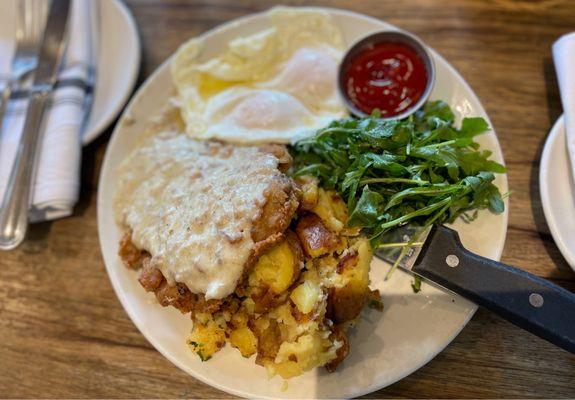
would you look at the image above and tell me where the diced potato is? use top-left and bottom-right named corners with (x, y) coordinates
top-left (296, 176), bottom-right (319, 211)
top-left (241, 297), bottom-right (256, 315)
top-left (325, 328), bottom-right (350, 372)
top-left (295, 214), bottom-right (340, 258)
top-left (249, 235), bottom-right (301, 294)
top-left (329, 238), bottom-right (372, 323)
top-left (229, 326), bottom-right (258, 358)
top-left (251, 317), bottom-right (282, 362)
top-left (336, 250), bottom-right (359, 274)
top-left (272, 331), bottom-right (339, 379)
top-left (290, 281), bottom-right (321, 314)
top-left (187, 320), bottom-right (226, 361)
top-left (252, 289), bottom-right (289, 314)
top-left (268, 302), bottom-right (298, 327)
top-left (311, 189), bottom-right (348, 233)
top-left (230, 310), bottom-right (250, 328)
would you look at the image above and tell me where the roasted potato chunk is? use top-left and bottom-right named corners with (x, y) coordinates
top-left (290, 280), bottom-right (321, 315)
top-left (273, 330), bottom-right (340, 379)
top-left (311, 189), bottom-right (348, 233)
top-left (248, 232), bottom-right (302, 294)
top-left (295, 213), bottom-right (340, 258)
top-left (329, 238), bottom-right (372, 323)
top-left (251, 317), bottom-right (282, 364)
top-left (188, 320), bottom-right (226, 361)
top-left (325, 328), bottom-right (350, 372)
top-left (229, 326), bottom-right (258, 358)
top-left (296, 176), bottom-right (320, 211)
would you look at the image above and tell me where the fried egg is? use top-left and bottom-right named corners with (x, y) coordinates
top-left (171, 7), bottom-right (348, 144)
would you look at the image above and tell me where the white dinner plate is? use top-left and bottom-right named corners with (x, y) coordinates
top-left (0, 0), bottom-right (140, 145)
top-left (97, 7), bottom-right (509, 399)
top-left (540, 116), bottom-right (575, 270)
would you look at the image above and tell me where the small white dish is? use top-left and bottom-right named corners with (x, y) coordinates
top-left (540, 116), bottom-right (575, 270)
top-left (0, 0), bottom-right (140, 145)
top-left (97, 7), bottom-right (508, 399)
top-left (82, 0), bottom-right (140, 144)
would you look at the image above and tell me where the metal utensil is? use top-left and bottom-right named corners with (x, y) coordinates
top-left (0, 0), bottom-right (47, 133)
top-left (0, 0), bottom-right (71, 250)
top-left (376, 224), bottom-right (575, 354)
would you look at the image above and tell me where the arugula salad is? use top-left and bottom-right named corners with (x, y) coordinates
top-left (291, 100), bottom-right (506, 278)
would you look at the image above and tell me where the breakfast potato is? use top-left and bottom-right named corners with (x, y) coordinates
top-left (311, 189), bottom-right (348, 233)
top-left (329, 238), bottom-right (372, 323)
top-left (252, 289), bottom-right (289, 314)
top-left (272, 330), bottom-right (339, 379)
top-left (296, 175), bottom-right (320, 211)
top-left (295, 213), bottom-right (340, 258)
top-left (325, 328), bottom-right (350, 372)
top-left (229, 326), bottom-right (258, 358)
top-left (248, 232), bottom-right (303, 295)
top-left (251, 317), bottom-right (282, 364)
top-left (290, 280), bottom-right (321, 315)
top-left (188, 320), bottom-right (226, 361)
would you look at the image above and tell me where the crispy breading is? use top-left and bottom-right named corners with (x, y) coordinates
top-left (118, 144), bottom-right (300, 315)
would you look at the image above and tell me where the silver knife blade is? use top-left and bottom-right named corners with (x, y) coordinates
top-left (33, 0), bottom-right (71, 88)
top-left (374, 224), bottom-right (432, 272)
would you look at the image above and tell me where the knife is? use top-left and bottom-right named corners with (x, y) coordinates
top-left (0, 0), bottom-right (71, 250)
top-left (376, 224), bottom-right (575, 354)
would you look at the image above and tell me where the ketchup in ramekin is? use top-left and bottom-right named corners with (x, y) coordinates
top-left (339, 31), bottom-right (435, 119)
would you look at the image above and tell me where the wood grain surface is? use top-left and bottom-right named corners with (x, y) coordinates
top-left (1, 0), bottom-right (575, 398)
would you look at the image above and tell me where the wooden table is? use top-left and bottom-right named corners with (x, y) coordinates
top-left (1, 0), bottom-right (575, 398)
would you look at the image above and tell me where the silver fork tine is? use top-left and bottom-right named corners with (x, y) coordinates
top-left (24, 0), bottom-right (33, 46)
top-left (0, 0), bottom-right (45, 132)
top-left (16, 0), bottom-right (26, 44)
top-left (25, 0), bottom-right (45, 50)
top-left (31, 0), bottom-right (42, 46)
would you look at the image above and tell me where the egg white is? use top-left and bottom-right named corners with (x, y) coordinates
top-left (171, 7), bottom-right (348, 144)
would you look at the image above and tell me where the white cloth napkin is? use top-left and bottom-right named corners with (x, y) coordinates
top-left (553, 32), bottom-right (575, 182)
top-left (0, 0), bottom-right (95, 222)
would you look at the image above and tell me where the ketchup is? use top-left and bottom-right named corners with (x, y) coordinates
top-left (343, 42), bottom-right (428, 117)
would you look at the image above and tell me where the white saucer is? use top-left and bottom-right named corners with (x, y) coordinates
top-left (82, 0), bottom-right (141, 144)
top-left (540, 116), bottom-right (575, 270)
top-left (0, 0), bottom-right (140, 145)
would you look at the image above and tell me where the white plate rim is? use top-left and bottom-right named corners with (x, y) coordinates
top-left (82, 0), bottom-right (141, 145)
top-left (539, 115), bottom-right (575, 269)
top-left (97, 6), bottom-right (509, 398)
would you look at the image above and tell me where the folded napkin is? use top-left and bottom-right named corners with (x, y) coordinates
top-left (553, 32), bottom-right (575, 182)
top-left (0, 0), bottom-right (95, 222)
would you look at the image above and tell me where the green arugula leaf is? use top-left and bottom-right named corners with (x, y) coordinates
top-left (348, 186), bottom-right (384, 228)
top-left (460, 117), bottom-right (490, 138)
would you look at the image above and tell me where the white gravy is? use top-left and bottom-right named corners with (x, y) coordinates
top-left (114, 132), bottom-right (282, 299)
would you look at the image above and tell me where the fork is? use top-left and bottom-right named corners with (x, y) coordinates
top-left (0, 0), bottom-right (47, 132)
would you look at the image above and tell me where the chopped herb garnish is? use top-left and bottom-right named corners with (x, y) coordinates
top-left (368, 299), bottom-right (384, 311)
top-left (411, 276), bottom-right (422, 293)
top-left (187, 341), bottom-right (210, 361)
top-left (197, 350), bottom-right (211, 362)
